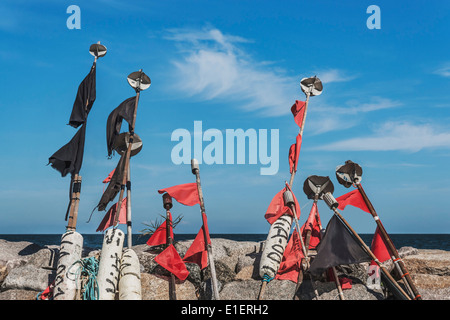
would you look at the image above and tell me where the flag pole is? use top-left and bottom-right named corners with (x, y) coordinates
top-left (66, 174), bottom-right (82, 230)
top-left (335, 160), bottom-right (421, 300)
top-left (322, 192), bottom-right (412, 300)
top-left (191, 159), bottom-right (220, 300)
top-left (126, 164), bottom-right (132, 248)
top-left (313, 209), bottom-right (345, 301)
top-left (66, 42), bottom-right (106, 231)
top-left (356, 183), bottom-right (421, 300)
top-left (113, 89), bottom-right (139, 227)
top-left (113, 70), bottom-right (150, 232)
top-left (311, 201), bottom-right (345, 300)
top-left (294, 177), bottom-right (345, 300)
top-left (288, 91), bottom-right (310, 188)
top-left (283, 189), bottom-right (319, 299)
top-left (292, 200), bottom-right (345, 300)
top-left (162, 193), bottom-right (177, 300)
top-left (258, 76), bottom-right (322, 301)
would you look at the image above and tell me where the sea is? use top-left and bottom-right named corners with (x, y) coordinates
top-left (0, 233), bottom-right (449, 250)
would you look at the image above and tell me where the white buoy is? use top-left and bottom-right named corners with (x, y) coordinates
top-left (97, 228), bottom-right (125, 300)
top-left (118, 248), bottom-right (142, 300)
top-left (53, 231), bottom-right (84, 300)
top-left (259, 214), bottom-right (293, 279)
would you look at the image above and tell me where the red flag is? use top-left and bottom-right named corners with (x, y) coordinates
top-left (327, 269), bottom-right (353, 290)
top-left (371, 226), bottom-right (391, 263)
top-left (158, 183), bottom-right (200, 206)
top-left (96, 198), bottom-right (127, 232)
top-left (183, 213), bottom-right (211, 269)
top-left (336, 189), bottom-right (370, 214)
top-left (146, 212), bottom-right (175, 247)
top-left (276, 230), bottom-right (304, 283)
top-left (37, 281), bottom-right (55, 300)
top-left (155, 244), bottom-right (189, 281)
top-left (291, 100), bottom-right (306, 128)
top-left (288, 134), bottom-right (302, 174)
top-left (264, 186), bottom-right (301, 224)
top-left (300, 202), bottom-right (322, 250)
top-left (103, 168), bottom-right (115, 184)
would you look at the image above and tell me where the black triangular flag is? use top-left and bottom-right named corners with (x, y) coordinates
top-left (106, 96), bottom-right (136, 157)
top-left (96, 151), bottom-right (127, 211)
top-left (68, 64), bottom-right (97, 128)
top-left (309, 215), bottom-right (371, 276)
top-left (48, 124), bottom-right (86, 177)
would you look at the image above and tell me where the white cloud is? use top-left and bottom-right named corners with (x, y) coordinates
top-left (165, 27), bottom-right (355, 117)
top-left (314, 69), bottom-right (357, 84)
top-left (434, 63), bottom-right (450, 77)
top-left (313, 121), bottom-right (450, 152)
top-left (313, 97), bottom-right (401, 115)
top-left (306, 97), bottom-right (401, 135)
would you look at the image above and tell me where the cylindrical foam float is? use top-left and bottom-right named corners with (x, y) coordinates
top-left (259, 214), bottom-right (293, 279)
top-left (53, 231), bottom-right (84, 300)
top-left (118, 248), bottom-right (142, 300)
top-left (97, 228), bottom-right (125, 300)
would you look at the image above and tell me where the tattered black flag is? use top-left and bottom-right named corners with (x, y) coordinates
top-left (96, 151), bottom-right (127, 211)
top-left (309, 215), bottom-right (371, 276)
top-left (106, 96), bottom-right (136, 157)
top-left (48, 124), bottom-right (86, 177)
top-left (68, 64), bottom-right (97, 128)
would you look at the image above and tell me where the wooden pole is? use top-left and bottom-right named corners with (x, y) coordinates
top-left (288, 91), bottom-right (311, 187)
top-left (257, 281), bottom-right (267, 300)
top-left (191, 159), bottom-right (220, 300)
top-left (163, 194), bottom-right (177, 300)
top-left (65, 43), bottom-right (106, 230)
top-left (66, 174), bottom-right (82, 231)
top-left (330, 206), bottom-right (411, 300)
top-left (285, 194), bottom-right (319, 300)
top-left (293, 196), bottom-right (345, 300)
top-left (113, 81), bottom-right (141, 227)
top-left (308, 199), bottom-right (344, 300)
top-left (259, 82), bottom-right (315, 300)
top-left (356, 183), bottom-right (421, 300)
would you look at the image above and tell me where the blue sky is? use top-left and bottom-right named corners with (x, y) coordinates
top-left (0, 1), bottom-right (449, 235)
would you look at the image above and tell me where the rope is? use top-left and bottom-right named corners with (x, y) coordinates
top-left (262, 274), bottom-right (274, 283)
top-left (68, 256), bottom-right (100, 300)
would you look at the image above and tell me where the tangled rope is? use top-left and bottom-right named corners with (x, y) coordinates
top-left (68, 256), bottom-right (100, 300)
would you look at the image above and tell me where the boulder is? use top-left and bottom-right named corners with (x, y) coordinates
top-left (140, 273), bottom-right (197, 300)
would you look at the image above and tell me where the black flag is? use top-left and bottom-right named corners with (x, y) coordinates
top-left (96, 151), bottom-right (127, 211)
top-left (68, 64), bottom-right (97, 128)
top-left (106, 96), bottom-right (136, 157)
top-left (309, 215), bottom-right (371, 276)
top-left (48, 124), bottom-right (86, 177)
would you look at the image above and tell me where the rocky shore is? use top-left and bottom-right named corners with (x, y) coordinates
top-left (0, 238), bottom-right (449, 300)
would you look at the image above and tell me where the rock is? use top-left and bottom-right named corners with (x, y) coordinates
top-left (1, 264), bottom-right (55, 292)
top-left (1, 238), bottom-right (449, 301)
top-left (0, 240), bottom-right (43, 274)
top-left (1, 245), bottom-right (60, 292)
top-left (0, 240), bottom-right (42, 262)
top-left (220, 279), bottom-right (262, 300)
top-left (0, 289), bottom-right (40, 300)
top-left (317, 282), bottom-right (384, 300)
top-left (221, 279), bottom-right (298, 300)
top-left (140, 273), bottom-right (197, 300)
top-left (398, 246), bottom-right (419, 257)
top-left (402, 249), bottom-right (450, 276)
